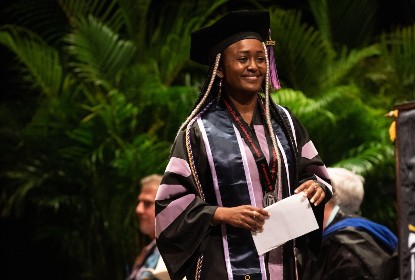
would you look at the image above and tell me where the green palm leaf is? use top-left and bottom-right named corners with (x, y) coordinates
top-left (271, 88), bottom-right (336, 124)
top-left (59, 0), bottom-right (125, 32)
top-left (272, 85), bottom-right (390, 170)
top-left (2, 0), bottom-right (68, 44)
top-left (322, 45), bottom-right (380, 90)
top-left (270, 8), bottom-right (330, 94)
top-left (309, 0), bottom-right (378, 48)
top-left (66, 15), bottom-right (137, 90)
top-left (0, 26), bottom-right (63, 97)
top-left (147, 0), bottom-right (228, 85)
top-left (116, 0), bottom-right (152, 52)
top-left (381, 24), bottom-right (415, 100)
top-left (334, 142), bottom-right (394, 175)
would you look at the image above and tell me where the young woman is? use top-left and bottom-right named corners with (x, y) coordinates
top-left (155, 10), bottom-right (332, 280)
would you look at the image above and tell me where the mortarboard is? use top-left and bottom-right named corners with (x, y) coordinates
top-left (190, 10), bottom-right (270, 66)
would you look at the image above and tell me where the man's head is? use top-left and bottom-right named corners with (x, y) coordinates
top-left (323, 167), bottom-right (365, 228)
top-left (135, 174), bottom-right (162, 239)
top-left (329, 167), bottom-right (365, 213)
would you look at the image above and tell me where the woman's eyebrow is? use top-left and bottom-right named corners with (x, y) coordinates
top-left (236, 50), bottom-right (265, 54)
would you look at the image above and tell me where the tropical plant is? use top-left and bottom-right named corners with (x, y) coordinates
top-left (272, 87), bottom-right (396, 229)
top-left (268, 2), bottom-right (400, 230)
top-left (379, 24), bottom-right (415, 103)
top-left (0, 0), bottom-right (227, 278)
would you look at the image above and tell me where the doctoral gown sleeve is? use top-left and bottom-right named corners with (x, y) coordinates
top-left (290, 112), bottom-right (333, 257)
top-left (155, 125), bottom-right (217, 280)
top-left (291, 114), bottom-right (332, 200)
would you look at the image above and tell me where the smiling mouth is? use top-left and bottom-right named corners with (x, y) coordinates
top-left (243, 75), bottom-right (261, 80)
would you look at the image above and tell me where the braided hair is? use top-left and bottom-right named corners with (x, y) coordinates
top-left (176, 53), bottom-right (222, 136)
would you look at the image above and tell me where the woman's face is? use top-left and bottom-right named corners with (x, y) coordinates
top-left (220, 39), bottom-right (266, 97)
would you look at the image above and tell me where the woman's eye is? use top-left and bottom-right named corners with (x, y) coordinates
top-left (238, 57), bottom-right (248, 62)
top-left (257, 57), bottom-right (265, 62)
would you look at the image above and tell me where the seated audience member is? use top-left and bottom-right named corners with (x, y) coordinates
top-left (299, 167), bottom-right (398, 280)
top-left (128, 174), bottom-right (169, 280)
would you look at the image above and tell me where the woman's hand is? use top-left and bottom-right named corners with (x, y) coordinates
top-left (212, 205), bottom-right (269, 232)
top-left (294, 180), bottom-right (325, 206)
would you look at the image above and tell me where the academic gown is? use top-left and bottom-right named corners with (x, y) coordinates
top-left (155, 97), bottom-right (332, 280)
top-left (298, 208), bottom-right (399, 280)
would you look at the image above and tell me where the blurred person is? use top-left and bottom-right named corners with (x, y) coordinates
top-left (298, 167), bottom-right (398, 280)
top-left (328, 167), bottom-right (364, 214)
top-left (128, 174), bottom-right (169, 280)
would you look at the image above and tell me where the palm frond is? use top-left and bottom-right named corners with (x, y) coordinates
top-left (116, 0), bottom-right (152, 51)
top-left (147, 0), bottom-right (228, 85)
top-left (120, 62), bottom-right (165, 105)
top-left (308, 0), bottom-right (332, 47)
top-left (333, 142), bottom-right (394, 176)
top-left (2, 0), bottom-right (68, 44)
top-left (272, 85), bottom-right (391, 168)
top-left (381, 24), bottom-right (415, 94)
top-left (58, 0), bottom-right (125, 32)
top-left (322, 45), bottom-right (380, 90)
top-left (271, 88), bottom-right (336, 124)
top-left (112, 135), bottom-right (170, 178)
top-left (66, 15), bottom-right (137, 90)
top-left (269, 8), bottom-right (331, 94)
top-left (0, 26), bottom-right (63, 97)
top-left (310, 0), bottom-right (378, 48)
top-left (1, 163), bottom-right (50, 216)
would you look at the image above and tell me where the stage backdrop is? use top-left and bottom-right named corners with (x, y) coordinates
top-left (393, 101), bottom-right (415, 280)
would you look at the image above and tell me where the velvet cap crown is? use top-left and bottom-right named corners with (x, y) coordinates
top-left (190, 10), bottom-right (270, 65)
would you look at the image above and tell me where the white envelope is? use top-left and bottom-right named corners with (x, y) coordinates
top-left (252, 192), bottom-right (319, 255)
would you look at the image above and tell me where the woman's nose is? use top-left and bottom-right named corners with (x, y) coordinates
top-left (248, 59), bottom-right (258, 71)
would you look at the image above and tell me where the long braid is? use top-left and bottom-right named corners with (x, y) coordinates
top-left (263, 42), bottom-right (282, 199)
top-left (190, 55), bottom-right (221, 112)
top-left (270, 101), bottom-right (300, 187)
top-left (263, 56), bottom-right (306, 280)
top-left (174, 53), bottom-right (221, 197)
top-left (176, 54), bottom-right (221, 138)
top-left (182, 54), bottom-right (221, 280)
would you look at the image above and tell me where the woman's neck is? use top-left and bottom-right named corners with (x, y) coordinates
top-left (226, 92), bottom-right (258, 125)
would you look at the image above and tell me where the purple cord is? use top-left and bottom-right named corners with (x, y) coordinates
top-left (267, 45), bottom-right (281, 90)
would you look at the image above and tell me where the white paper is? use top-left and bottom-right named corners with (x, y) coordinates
top-left (252, 192), bottom-right (319, 255)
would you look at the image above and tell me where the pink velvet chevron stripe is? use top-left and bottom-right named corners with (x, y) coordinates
top-left (302, 140), bottom-right (318, 159)
top-left (156, 184), bottom-right (187, 201)
top-left (165, 156), bottom-right (191, 177)
top-left (155, 194), bottom-right (195, 238)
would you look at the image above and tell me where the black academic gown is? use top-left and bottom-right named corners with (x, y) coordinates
top-left (155, 98), bottom-right (332, 280)
top-left (298, 208), bottom-right (399, 280)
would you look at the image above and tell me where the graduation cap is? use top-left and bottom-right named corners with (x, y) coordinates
top-left (190, 10), bottom-right (270, 66)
